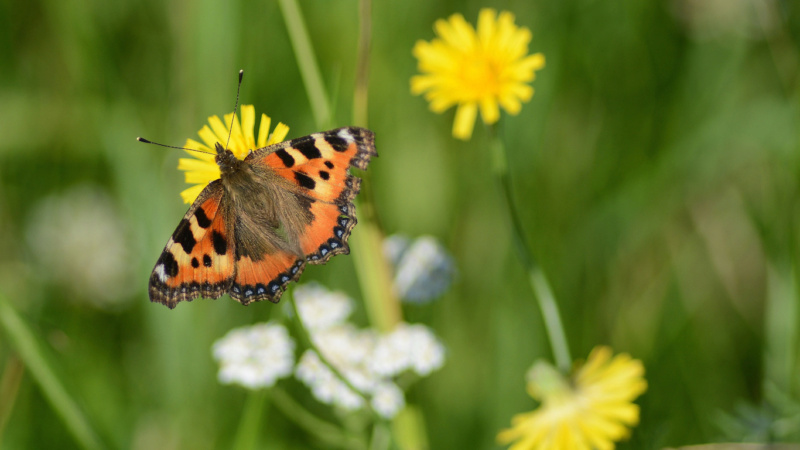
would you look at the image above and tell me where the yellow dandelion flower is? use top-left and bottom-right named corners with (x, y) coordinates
top-left (411, 9), bottom-right (545, 140)
top-left (177, 104), bottom-right (290, 203)
top-left (498, 346), bottom-right (647, 450)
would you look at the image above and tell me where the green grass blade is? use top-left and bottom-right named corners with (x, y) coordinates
top-left (277, 0), bottom-right (332, 129)
top-left (0, 295), bottom-right (104, 450)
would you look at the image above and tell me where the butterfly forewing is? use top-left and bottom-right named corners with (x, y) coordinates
top-left (250, 127), bottom-right (377, 264)
top-left (149, 181), bottom-right (236, 308)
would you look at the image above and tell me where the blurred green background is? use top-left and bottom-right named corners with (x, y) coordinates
top-left (1, 0), bottom-right (799, 448)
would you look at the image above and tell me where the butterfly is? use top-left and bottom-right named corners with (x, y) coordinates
top-left (148, 127), bottom-right (377, 308)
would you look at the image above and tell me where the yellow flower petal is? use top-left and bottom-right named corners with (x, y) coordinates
top-left (479, 96), bottom-right (500, 125)
top-left (240, 105), bottom-right (256, 150)
top-left (179, 184), bottom-right (206, 204)
top-left (257, 113), bottom-right (272, 148)
top-left (269, 122), bottom-right (290, 145)
top-left (435, 14), bottom-right (474, 54)
top-left (184, 138), bottom-right (213, 154)
top-left (208, 115), bottom-right (230, 144)
top-left (222, 112), bottom-right (247, 158)
top-left (177, 157), bottom-right (215, 172)
top-left (198, 125), bottom-right (220, 150)
top-left (477, 9), bottom-right (498, 49)
top-left (453, 102), bottom-right (477, 140)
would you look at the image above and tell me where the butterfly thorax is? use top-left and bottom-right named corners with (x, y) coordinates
top-left (212, 142), bottom-right (305, 261)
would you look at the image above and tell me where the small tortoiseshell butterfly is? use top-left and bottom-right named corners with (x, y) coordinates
top-left (147, 126), bottom-right (376, 308)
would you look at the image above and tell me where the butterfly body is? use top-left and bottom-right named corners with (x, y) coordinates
top-left (149, 127), bottom-right (376, 308)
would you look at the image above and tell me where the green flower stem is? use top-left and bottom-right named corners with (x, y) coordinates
top-left (277, 0), bottom-right (332, 129)
top-left (0, 294), bottom-right (104, 450)
top-left (349, 206), bottom-right (402, 332)
top-left (288, 296), bottom-right (375, 414)
top-left (271, 387), bottom-right (367, 450)
top-left (489, 130), bottom-right (572, 372)
top-left (0, 354), bottom-right (24, 439)
top-left (349, 0), bottom-right (402, 333)
top-left (231, 389), bottom-right (268, 450)
top-left (368, 421), bottom-right (391, 450)
top-left (353, 0), bottom-right (371, 128)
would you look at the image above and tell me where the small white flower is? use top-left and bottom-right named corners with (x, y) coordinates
top-left (369, 323), bottom-right (446, 377)
top-left (384, 235), bottom-right (456, 303)
top-left (371, 382), bottom-right (405, 419)
top-left (293, 283), bottom-right (354, 331)
top-left (297, 325), bottom-right (379, 409)
top-left (312, 325), bottom-right (376, 369)
top-left (212, 323), bottom-right (295, 389)
top-left (404, 324), bottom-right (446, 376)
top-left (296, 350), bottom-right (365, 411)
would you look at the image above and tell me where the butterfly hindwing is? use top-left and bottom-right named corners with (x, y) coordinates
top-left (248, 127), bottom-right (377, 264)
top-left (230, 253), bottom-right (305, 305)
top-left (149, 180), bottom-right (236, 308)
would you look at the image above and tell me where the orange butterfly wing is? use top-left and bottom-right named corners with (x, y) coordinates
top-left (149, 181), bottom-right (236, 308)
top-left (250, 127), bottom-right (377, 263)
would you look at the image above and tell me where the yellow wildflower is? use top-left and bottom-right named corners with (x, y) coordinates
top-left (411, 9), bottom-right (545, 140)
top-left (177, 105), bottom-right (290, 203)
top-left (498, 346), bottom-right (647, 450)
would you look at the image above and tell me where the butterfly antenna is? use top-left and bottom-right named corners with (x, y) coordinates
top-left (225, 69), bottom-right (244, 152)
top-left (136, 137), bottom-right (214, 155)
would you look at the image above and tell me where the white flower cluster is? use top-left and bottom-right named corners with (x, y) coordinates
top-left (212, 322), bottom-right (295, 389)
top-left (293, 284), bottom-right (446, 418)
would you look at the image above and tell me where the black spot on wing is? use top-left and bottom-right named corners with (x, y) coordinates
top-left (324, 161), bottom-right (334, 169)
top-left (274, 149), bottom-right (295, 168)
top-left (294, 172), bottom-right (316, 190)
top-left (173, 219), bottom-right (196, 253)
top-left (319, 170), bottom-right (330, 180)
top-left (212, 230), bottom-right (227, 255)
top-left (194, 208), bottom-right (212, 228)
top-left (325, 135), bottom-right (349, 152)
top-left (191, 257), bottom-right (199, 268)
top-left (295, 140), bottom-right (322, 159)
top-left (203, 254), bottom-right (212, 267)
top-left (160, 251), bottom-right (179, 277)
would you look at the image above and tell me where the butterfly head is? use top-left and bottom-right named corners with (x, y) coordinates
top-left (215, 142), bottom-right (243, 175)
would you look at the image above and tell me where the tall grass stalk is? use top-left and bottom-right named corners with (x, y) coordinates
top-left (489, 129), bottom-right (572, 372)
top-left (0, 295), bottom-right (104, 450)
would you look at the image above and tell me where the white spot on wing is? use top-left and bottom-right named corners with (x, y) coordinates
top-left (338, 129), bottom-right (355, 143)
top-left (154, 264), bottom-right (168, 282)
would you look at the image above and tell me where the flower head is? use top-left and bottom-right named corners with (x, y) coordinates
top-left (411, 9), bottom-right (545, 140)
top-left (369, 323), bottom-right (446, 377)
top-left (26, 185), bottom-right (135, 308)
top-left (292, 284), bottom-right (446, 418)
top-left (178, 105), bottom-right (289, 203)
top-left (384, 234), bottom-right (456, 303)
top-left (293, 283), bottom-right (354, 332)
top-left (498, 346), bottom-right (647, 450)
top-left (212, 322), bottom-right (295, 389)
